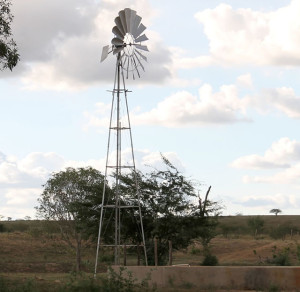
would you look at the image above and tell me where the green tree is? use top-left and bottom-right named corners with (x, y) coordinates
top-left (0, 0), bottom-right (19, 70)
top-left (269, 208), bottom-right (282, 216)
top-left (248, 216), bottom-right (264, 237)
top-left (117, 156), bottom-right (222, 265)
top-left (36, 167), bottom-right (107, 272)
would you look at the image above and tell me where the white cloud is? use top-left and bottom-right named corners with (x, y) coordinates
top-left (237, 193), bottom-right (299, 209)
top-left (84, 83), bottom-right (250, 128)
top-left (232, 137), bottom-right (300, 185)
top-left (243, 163), bottom-right (300, 185)
top-left (232, 137), bottom-right (300, 169)
top-left (6, 0), bottom-right (176, 90)
top-left (5, 188), bottom-right (41, 206)
top-left (236, 74), bottom-right (253, 88)
top-left (176, 1), bottom-right (300, 68)
top-left (247, 87), bottom-right (300, 119)
top-left (0, 149), bottom-right (184, 219)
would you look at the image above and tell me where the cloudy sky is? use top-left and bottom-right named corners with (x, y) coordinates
top-left (1, 0), bottom-right (300, 219)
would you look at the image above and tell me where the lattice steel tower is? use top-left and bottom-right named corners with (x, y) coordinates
top-left (94, 8), bottom-right (149, 275)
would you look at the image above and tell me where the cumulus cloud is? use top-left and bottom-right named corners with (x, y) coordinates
top-left (85, 83), bottom-right (250, 128)
top-left (247, 87), bottom-right (300, 119)
top-left (176, 1), bottom-right (300, 68)
top-left (236, 74), bottom-right (253, 88)
top-left (232, 137), bottom-right (300, 185)
top-left (0, 149), bottom-right (183, 219)
top-left (232, 137), bottom-right (300, 169)
top-left (243, 163), bottom-right (300, 185)
top-left (5, 0), bottom-right (176, 90)
top-left (236, 193), bottom-right (299, 209)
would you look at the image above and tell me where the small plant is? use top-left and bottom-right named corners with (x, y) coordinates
top-left (254, 246), bottom-right (291, 266)
top-left (297, 244), bottom-right (300, 264)
top-left (190, 247), bottom-right (201, 255)
top-left (267, 246), bottom-right (291, 266)
top-left (268, 283), bottom-right (281, 292)
top-left (202, 254), bottom-right (218, 266)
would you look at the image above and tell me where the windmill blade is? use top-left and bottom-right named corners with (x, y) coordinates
top-left (124, 8), bottom-right (132, 33)
top-left (133, 52), bottom-right (145, 71)
top-left (115, 16), bottom-right (125, 35)
top-left (119, 10), bottom-right (128, 34)
top-left (112, 26), bottom-right (124, 40)
top-left (134, 23), bottom-right (146, 39)
top-left (135, 49), bottom-right (147, 62)
top-left (131, 57), bottom-right (135, 80)
top-left (126, 56), bottom-right (130, 79)
top-left (113, 46), bottom-right (124, 55)
top-left (129, 10), bottom-right (137, 33)
top-left (132, 15), bottom-right (142, 38)
top-left (112, 38), bottom-right (124, 46)
top-left (132, 56), bottom-right (140, 78)
top-left (101, 45), bottom-right (109, 62)
top-left (135, 44), bottom-right (149, 51)
top-left (135, 34), bottom-right (148, 43)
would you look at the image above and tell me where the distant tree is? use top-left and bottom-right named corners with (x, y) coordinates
top-left (7, 217), bottom-right (12, 221)
top-left (36, 167), bottom-right (107, 272)
top-left (0, 214), bottom-right (4, 221)
top-left (270, 209), bottom-right (282, 216)
top-left (24, 216), bottom-right (31, 221)
top-left (0, 0), bottom-right (19, 70)
top-left (248, 216), bottom-right (264, 237)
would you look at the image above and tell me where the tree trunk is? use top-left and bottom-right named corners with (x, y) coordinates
top-left (76, 232), bottom-right (82, 272)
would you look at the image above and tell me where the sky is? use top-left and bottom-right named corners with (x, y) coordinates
top-left (1, 0), bottom-right (300, 219)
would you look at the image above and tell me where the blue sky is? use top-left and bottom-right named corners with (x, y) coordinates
top-left (1, 0), bottom-right (300, 219)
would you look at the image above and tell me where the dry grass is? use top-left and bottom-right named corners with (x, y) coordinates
top-left (1, 216), bottom-right (300, 273)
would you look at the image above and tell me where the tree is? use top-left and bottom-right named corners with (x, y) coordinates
top-left (270, 208), bottom-right (282, 216)
top-left (248, 216), bottom-right (264, 237)
top-left (116, 155), bottom-right (222, 265)
top-left (194, 186), bottom-right (222, 262)
top-left (36, 167), bottom-right (107, 272)
top-left (0, 0), bottom-right (19, 71)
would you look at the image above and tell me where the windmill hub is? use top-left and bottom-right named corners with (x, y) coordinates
top-left (123, 33), bottom-right (135, 56)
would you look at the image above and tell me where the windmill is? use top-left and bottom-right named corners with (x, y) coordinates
top-left (94, 8), bottom-right (149, 275)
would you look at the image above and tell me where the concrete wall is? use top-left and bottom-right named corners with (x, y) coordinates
top-left (112, 266), bottom-right (300, 290)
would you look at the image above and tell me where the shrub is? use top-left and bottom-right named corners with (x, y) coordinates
top-left (202, 254), bottom-right (218, 266)
top-left (267, 246), bottom-right (291, 266)
top-left (269, 225), bottom-right (290, 240)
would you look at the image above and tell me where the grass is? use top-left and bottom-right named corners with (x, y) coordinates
top-left (1, 216), bottom-right (300, 291)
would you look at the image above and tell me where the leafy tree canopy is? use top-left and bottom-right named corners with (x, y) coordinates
top-left (36, 167), bottom-right (107, 271)
top-left (269, 208), bottom-right (282, 216)
top-left (0, 0), bottom-right (19, 70)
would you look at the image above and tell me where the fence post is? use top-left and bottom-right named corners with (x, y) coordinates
top-left (154, 237), bottom-right (158, 266)
top-left (137, 243), bottom-right (140, 266)
top-left (168, 240), bottom-right (172, 266)
top-left (124, 245), bottom-right (127, 266)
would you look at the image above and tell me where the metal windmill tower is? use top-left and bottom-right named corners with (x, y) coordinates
top-left (94, 8), bottom-right (149, 275)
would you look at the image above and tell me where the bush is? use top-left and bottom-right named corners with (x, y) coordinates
top-left (247, 216), bottom-right (264, 237)
top-left (202, 254), bottom-right (218, 266)
top-left (269, 225), bottom-right (290, 240)
top-left (0, 223), bottom-right (5, 233)
top-left (267, 246), bottom-right (291, 266)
